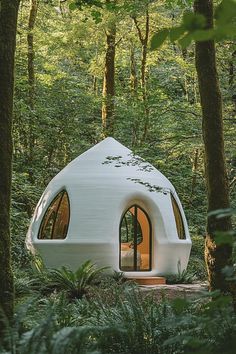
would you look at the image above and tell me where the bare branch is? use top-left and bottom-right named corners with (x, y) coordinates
top-left (115, 37), bottom-right (122, 46)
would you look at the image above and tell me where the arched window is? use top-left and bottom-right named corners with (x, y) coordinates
top-left (171, 194), bottom-right (186, 240)
top-left (38, 190), bottom-right (70, 240)
top-left (120, 205), bottom-right (152, 271)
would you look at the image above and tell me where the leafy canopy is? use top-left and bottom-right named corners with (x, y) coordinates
top-left (151, 0), bottom-right (236, 49)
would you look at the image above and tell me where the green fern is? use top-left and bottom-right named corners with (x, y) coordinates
top-left (166, 260), bottom-right (198, 284)
top-left (47, 261), bottom-right (109, 299)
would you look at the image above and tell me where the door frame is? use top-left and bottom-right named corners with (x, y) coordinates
top-left (119, 204), bottom-right (152, 272)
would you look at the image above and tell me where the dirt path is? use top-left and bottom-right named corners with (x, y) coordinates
top-left (139, 282), bottom-right (208, 300)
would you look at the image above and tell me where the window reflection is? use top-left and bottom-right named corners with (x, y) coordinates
top-left (38, 191), bottom-right (70, 240)
top-left (171, 195), bottom-right (186, 240)
top-left (120, 205), bottom-right (152, 271)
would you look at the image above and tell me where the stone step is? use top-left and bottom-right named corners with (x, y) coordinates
top-left (128, 277), bottom-right (166, 285)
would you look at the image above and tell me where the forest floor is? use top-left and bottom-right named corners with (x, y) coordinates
top-left (139, 281), bottom-right (208, 300)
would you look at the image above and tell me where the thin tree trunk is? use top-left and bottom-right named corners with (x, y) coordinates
top-left (0, 0), bottom-right (20, 323)
top-left (27, 0), bottom-right (38, 183)
top-left (130, 40), bottom-right (138, 92)
top-left (132, 7), bottom-right (150, 141)
top-left (130, 39), bottom-right (139, 146)
top-left (28, 0), bottom-right (38, 108)
top-left (229, 49), bottom-right (236, 115)
top-left (189, 148), bottom-right (199, 203)
top-left (93, 45), bottom-right (99, 95)
top-left (194, 0), bottom-right (232, 293)
top-left (102, 23), bottom-right (116, 137)
top-left (140, 13), bottom-right (149, 92)
top-left (93, 76), bottom-right (98, 94)
top-left (229, 49), bottom-right (236, 86)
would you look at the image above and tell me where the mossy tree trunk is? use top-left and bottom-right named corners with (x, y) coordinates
top-left (194, 0), bottom-right (232, 292)
top-left (0, 0), bottom-right (20, 322)
top-left (229, 49), bottom-right (236, 115)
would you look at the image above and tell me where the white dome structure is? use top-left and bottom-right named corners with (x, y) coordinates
top-left (26, 137), bottom-right (192, 277)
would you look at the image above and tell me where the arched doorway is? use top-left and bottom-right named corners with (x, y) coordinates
top-left (119, 205), bottom-right (152, 271)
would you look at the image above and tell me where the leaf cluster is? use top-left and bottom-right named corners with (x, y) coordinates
top-left (151, 0), bottom-right (236, 49)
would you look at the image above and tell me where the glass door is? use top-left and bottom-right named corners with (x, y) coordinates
top-left (120, 205), bottom-right (152, 271)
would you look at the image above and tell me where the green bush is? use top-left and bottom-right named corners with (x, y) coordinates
top-left (45, 261), bottom-right (108, 299)
top-left (188, 235), bottom-right (207, 280)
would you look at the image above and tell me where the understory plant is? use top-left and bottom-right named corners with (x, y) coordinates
top-left (165, 260), bottom-right (198, 284)
top-left (1, 286), bottom-right (236, 354)
top-left (45, 260), bottom-right (108, 299)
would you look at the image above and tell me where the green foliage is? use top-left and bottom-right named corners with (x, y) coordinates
top-left (11, 172), bottom-right (42, 268)
top-left (166, 260), bottom-right (198, 284)
top-left (151, 0), bottom-right (236, 49)
top-left (2, 284), bottom-right (236, 354)
top-left (5, 2), bottom-right (236, 352)
top-left (45, 261), bottom-right (108, 299)
top-left (112, 270), bottom-right (126, 283)
top-left (215, 0), bottom-right (236, 26)
top-left (151, 28), bottom-right (169, 49)
top-left (208, 208), bottom-right (236, 219)
top-left (12, 0), bottom-right (236, 300)
top-left (12, 0), bottom-right (214, 254)
top-left (187, 235), bottom-right (206, 280)
top-left (14, 269), bottom-right (39, 297)
top-left (214, 231), bottom-right (235, 246)
top-left (182, 11), bottom-right (206, 32)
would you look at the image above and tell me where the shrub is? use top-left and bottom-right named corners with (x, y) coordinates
top-left (165, 260), bottom-right (198, 284)
top-left (46, 261), bottom-right (108, 299)
top-left (188, 235), bottom-right (207, 280)
top-left (1, 287), bottom-right (236, 354)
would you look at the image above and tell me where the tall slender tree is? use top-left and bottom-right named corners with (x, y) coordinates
top-left (130, 39), bottom-right (138, 93)
top-left (194, 0), bottom-right (232, 292)
top-left (132, 4), bottom-right (150, 141)
top-left (27, 0), bottom-right (38, 108)
top-left (102, 19), bottom-right (116, 137)
top-left (27, 0), bottom-right (38, 183)
top-left (0, 0), bottom-right (20, 321)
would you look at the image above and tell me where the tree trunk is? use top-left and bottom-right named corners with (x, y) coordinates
top-left (27, 0), bottom-right (38, 183)
top-left (0, 0), bottom-right (20, 322)
top-left (140, 16), bottom-right (148, 92)
top-left (28, 0), bottom-right (38, 109)
top-left (194, 0), bottom-right (232, 293)
top-left (132, 7), bottom-right (150, 141)
top-left (102, 23), bottom-right (116, 138)
top-left (229, 49), bottom-right (236, 115)
top-left (189, 148), bottom-right (199, 203)
top-left (93, 75), bottom-right (98, 95)
top-left (130, 40), bottom-right (138, 92)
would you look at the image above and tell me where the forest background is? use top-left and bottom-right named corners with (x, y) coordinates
top-left (11, 0), bottom-right (236, 269)
top-left (0, 0), bottom-right (236, 352)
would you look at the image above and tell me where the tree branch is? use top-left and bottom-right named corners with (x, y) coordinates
top-left (132, 16), bottom-right (144, 44)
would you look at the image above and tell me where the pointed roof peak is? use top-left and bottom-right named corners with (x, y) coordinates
top-left (87, 137), bottom-right (131, 155)
top-left (66, 137), bottom-right (131, 169)
top-left (102, 137), bottom-right (116, 142)
top-left (98, 136), bottom-right (125, 147)
top-left (53, 137), bottom-right (174, 190)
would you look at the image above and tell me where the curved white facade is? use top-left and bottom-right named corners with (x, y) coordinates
top-left (26, 137), bottom-right (192, 276)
